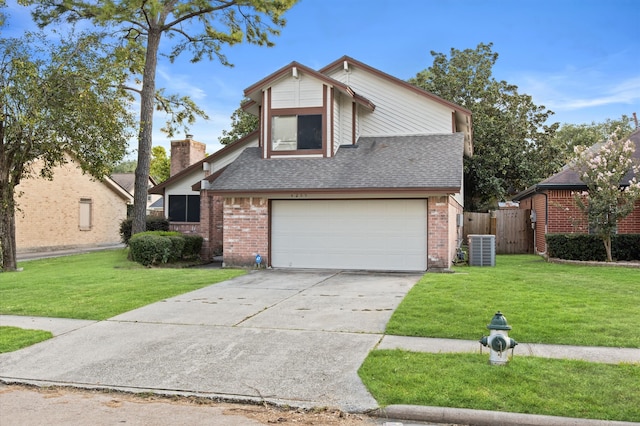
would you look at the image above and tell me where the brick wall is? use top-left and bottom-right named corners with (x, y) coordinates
top-left (548, 190), bottom-right (589, 234)
top-left (196, 192), bottom-right (224, 259)
top-left (15, 156), bottom-right (128, 253)
top-left (170, 139), bottom-right (206, 177)
top-left (222, 197), bottom-right (268, 267)
top-left (523, 190), bottom-right (640, 254)
top-left (619, 199), bottom-right (640, 233)
top-left (447, 196), bottom-right (463, 267)
top-left (427, 196), bottom-right (450, 269)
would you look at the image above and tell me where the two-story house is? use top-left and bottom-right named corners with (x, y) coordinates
top-left (151, 56), bottom-right (472, 271)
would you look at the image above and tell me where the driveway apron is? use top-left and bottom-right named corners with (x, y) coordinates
top-left (0, 270), bottom-right (420, 412)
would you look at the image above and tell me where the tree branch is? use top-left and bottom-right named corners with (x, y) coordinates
top-left (162, 1), bottom-right (237, 31)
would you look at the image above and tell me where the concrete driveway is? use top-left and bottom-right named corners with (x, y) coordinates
top-left (0, 270), bottom-right (420, 412)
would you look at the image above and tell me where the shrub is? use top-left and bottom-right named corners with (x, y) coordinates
top-left (547, 234), bottom-right (640, 261)
top-left (119, 216), bottom-right (170, 245)
top-left (128, 231), bottom-right (202, 266)
top-left (129, 234), bottom-right (172, 266)
top-left (181, 234), bottom-right (203, 259)
top-left (167, 235), bottom-right (185, 262)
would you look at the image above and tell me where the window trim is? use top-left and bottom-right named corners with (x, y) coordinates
top-left (168, 194), bottom-right (200, 223)
top-left (79, 198), bottom-right (92, 231)
top-left (267, 106), bottom-right (325, 157)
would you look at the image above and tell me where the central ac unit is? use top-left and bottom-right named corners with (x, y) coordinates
top-left (468, 234), bottom-right (495, 266)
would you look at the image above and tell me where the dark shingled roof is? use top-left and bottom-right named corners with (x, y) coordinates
top-left (209, 134), bottom-right (464, 193)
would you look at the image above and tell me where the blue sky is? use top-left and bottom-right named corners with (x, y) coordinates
top-left (3, 0), bottom-right (639, 156)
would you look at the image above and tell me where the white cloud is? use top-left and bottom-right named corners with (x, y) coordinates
top-left (515, 70), bottom-right (640, 115)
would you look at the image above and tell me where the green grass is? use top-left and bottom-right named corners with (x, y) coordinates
top-left (0, 249), bottom-right (245, 320)
top-left (359, 350), bottom-right (640, 422)
top-left (0, 326), bottom-right (53, 353)
top-left (386, 255), bottom-right (640, 347)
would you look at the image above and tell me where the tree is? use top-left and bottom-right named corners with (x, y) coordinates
top-left (1, 33), bottom-right (135, 271)
top-left (23, 0), bottom-right (297, 236)
top-left (150, 146), bottom-right (171, 182)
top-left (571, 133), bottom-right (640, 262)
top-left (552, 115), bottom-right (635, 156)
top-left (219, 103), bottom-right (258, 145)
top-left (113, 159), bottom-right (138, 174)
top-left (409, 43), bottom-right (559, 211)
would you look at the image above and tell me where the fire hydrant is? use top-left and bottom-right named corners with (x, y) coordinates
top-left (480, 311), bottom-right (517, 365)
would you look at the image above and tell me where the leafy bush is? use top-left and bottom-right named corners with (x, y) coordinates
top-left (129, 234), bottom-right (172, 266)
top-left (547, 234), bottom-right (640, 261)
top-left (167, 235), bottom-right (185, 262)
top-left (119, 216), bottom-right (170, 245)
top-left (181, 234), bottom-right (203, 259)
top-left (128, 231), bottom-right (202, 266)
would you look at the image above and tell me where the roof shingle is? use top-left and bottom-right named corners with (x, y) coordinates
top-left (209, 134), bottom-right (464, 193)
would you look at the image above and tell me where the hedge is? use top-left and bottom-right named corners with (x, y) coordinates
top-left (129, 231), bottom-right (203, 266)
top-left (119, 216), bottom-right (170, 245)
top-left (546, 234), bottom-right (640, 261)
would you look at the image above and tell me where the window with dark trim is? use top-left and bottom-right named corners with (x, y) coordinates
top-left (168, 195), bottom-right (200, 222)
top-left (271, 114), bottom-right (322, 151)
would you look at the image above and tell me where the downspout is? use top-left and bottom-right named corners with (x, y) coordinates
top-left (541, 191), bottom-right (548, 256)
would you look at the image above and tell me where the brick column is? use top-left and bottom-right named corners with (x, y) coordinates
top-left (223, 197), bottom-right (269, 267)
top-left (427, 196), bottom-right (449, 269)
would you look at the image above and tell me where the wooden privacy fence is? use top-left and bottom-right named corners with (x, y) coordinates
top-left (463, 210), bottom-right (532, 254)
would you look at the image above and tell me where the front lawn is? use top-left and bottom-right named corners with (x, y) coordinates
top-left (0, 249), bottom-right (245, 320)
top-left (360, 254), bottom-right (640, 422)
top-left (386, 255), bottom-right (640, 347)
top-left (0, 327), bottom-right (53, 353)
top-left (359, 351), bottom-right (640, 422)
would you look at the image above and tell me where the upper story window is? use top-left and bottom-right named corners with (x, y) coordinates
top-left (272, 114), bottom-right (322, 152)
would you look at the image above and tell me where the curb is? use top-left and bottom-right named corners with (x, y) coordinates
top-left (374, 405), bottom-right (640, 426)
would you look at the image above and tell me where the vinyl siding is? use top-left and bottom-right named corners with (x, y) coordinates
top-left (327, 67), bottom-right (453, 136)
top-left (271, 74), bottom-right (324, 109)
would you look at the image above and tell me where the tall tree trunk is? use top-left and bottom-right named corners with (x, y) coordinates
top-left (0, 126), bottom-right (18, 271)
top-left (603, 235), bottom-right (613, 262)
top-left (132, 29), bottom-right (162, 235)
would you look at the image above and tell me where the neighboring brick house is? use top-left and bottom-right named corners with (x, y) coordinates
top-left (513, 128), bottom-right (640, 254)
top-left (151, 56), bottom-right (473, 271)
top-left (15, 153), bottom-right (133, 253)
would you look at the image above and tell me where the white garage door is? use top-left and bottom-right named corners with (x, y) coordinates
top-left (271, 199), bottom-right (427, 271)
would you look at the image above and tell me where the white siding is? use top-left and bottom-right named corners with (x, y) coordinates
top-left (327, 67), bottom-right (453, 136)
top-left (271, 74), bottom-right (324, 109)
top-left (209, 135), bottom-right (259, 171)
top-left (333, 92), bottom-right (354, 152)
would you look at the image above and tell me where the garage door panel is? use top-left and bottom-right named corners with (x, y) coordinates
top-left (271, 200), bottom-right (427, 271)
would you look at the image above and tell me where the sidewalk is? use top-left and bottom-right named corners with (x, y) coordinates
top-left (3, 314), bottom-right (639, 365)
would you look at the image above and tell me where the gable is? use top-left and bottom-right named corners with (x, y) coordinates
top-left (321, 56), bottom-right (473, 155)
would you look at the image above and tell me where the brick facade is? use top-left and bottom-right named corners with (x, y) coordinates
top-left (15, 156), bottom-right (130, 253)
top-left (427, 196), bottom-right (451, 269)
top-left (523, 189), bottom-right (640, 254)
top-left (170, 139), bottom-right (206, 177)
top-left (222, 197), bottom-right (269, 267)
top-left (195, 192), bottom-right (224, 259)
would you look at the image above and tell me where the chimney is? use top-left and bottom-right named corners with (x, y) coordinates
top-left (170, 135), bottom-right (206, 177)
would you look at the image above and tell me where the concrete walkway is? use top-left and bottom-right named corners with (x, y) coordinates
top-left (3, 315), bottom-right (638, 365)
top-left (0, 270), bottom-right (419, 413)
